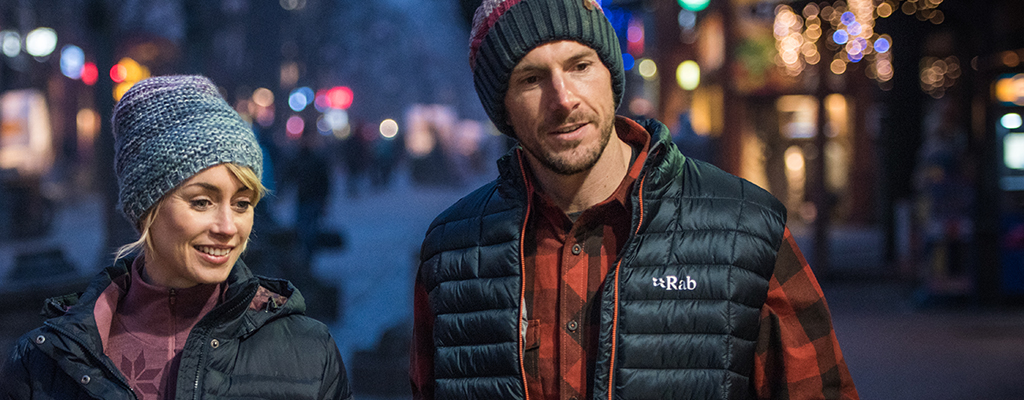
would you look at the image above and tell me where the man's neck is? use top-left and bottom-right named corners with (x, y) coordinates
top-left (528, 127), bottom-right (633, 215)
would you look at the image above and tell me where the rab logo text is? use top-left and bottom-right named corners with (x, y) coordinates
top-left (652, 275), bottom-right (697, 291)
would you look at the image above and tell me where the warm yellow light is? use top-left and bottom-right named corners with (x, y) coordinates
top-left (76, 108), bottom-right (99, 144)
top-left (252, 88), bottom-right (275, 108)
top-left (802, 3), bottom-right (820, 18)
top-left (1002, 51), bottom-right (1021, 68)
top-left (830, 59), bottom-right (847, 74)
top-left (113, 81), bottom-right (135, 102)
top-left (877, 2), bottom-right (893, 17)
top-left (785, 146), bottom-right (805, 172)
top-left (676, 60), bottom-right (700, 90)
top-left (994, 74), bottom-right (1024, 105)
top-left (280, 62), bottom-right (299, 88)
top-left (117, 57), bottom-right (151, 84)
top-left (638, 59), bottom-right (658, 80)
top-left (806, 52), bottom-right (821, 65)
top-left (901, 1), bottom-right (917, 15)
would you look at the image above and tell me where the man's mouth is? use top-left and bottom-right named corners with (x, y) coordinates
top-left (552, 123), bottom-right (585, 134)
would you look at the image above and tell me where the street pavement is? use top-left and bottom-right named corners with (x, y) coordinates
top-left (2, 163), bottom-right (1024, 399)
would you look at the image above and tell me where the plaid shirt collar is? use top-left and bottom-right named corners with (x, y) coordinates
top-left (521, 116), bottom-right (652, 213)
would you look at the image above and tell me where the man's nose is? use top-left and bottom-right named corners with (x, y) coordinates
top-left (548, 72), bottom-right (581, 113)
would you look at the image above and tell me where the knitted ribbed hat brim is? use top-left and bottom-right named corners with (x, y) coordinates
top-left (113, 75), bottom-right (263, 228)
top-left (470, 0), bottom-right (625, 138)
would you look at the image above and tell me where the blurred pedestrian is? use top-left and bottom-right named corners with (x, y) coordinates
top-left (411, 1), bottom-right (858, 399)
top-left (0, 75), bottom-right (351, 399)
top-left (284, 125), bottom-right (332, 261)
top-left (342, 120), bottom-right (371, 197)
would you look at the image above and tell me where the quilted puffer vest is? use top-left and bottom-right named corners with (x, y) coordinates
top-left (418, 118), bottom-right (787, 399)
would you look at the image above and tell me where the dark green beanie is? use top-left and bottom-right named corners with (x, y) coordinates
top-left (469, 0), bottom-right (625, 138)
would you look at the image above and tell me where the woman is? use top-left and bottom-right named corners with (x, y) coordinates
top-left (0, 75), bottom-right (352, 399)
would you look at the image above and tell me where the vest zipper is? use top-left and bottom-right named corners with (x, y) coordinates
top-left (515, 150), bottom-right (533, 400)
top-left (43, 321), bottom-right (139, 399)
top-left (606, 171), bottom-right (648, 400)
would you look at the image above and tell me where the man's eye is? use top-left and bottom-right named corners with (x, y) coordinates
top-left (574, 62), bottom-right (591, 71)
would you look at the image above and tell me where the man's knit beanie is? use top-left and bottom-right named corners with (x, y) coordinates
top-left (112, 75), bottom-right (263, 229)
top-left (469, 0), bottom-right (625, 138)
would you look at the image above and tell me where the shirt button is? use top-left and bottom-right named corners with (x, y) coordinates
top-left (210, 339), bottom-right (220, 349)
top-left (567, 320), bottom-right (578, 332)
top-left (571, 244), bottom-right (582, 255)
top-left (80, 375), bottom-right (91, 384)
top-left (34, 335), bottom-right (45, 344)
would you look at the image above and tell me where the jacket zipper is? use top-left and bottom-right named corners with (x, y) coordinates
top-left (191, 283), bottom-right (259, 400)
top-left (44, 321), bottom-right (139, 399)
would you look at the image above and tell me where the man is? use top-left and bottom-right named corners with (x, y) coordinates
top-left (411, 0), bottom-right (859, 399)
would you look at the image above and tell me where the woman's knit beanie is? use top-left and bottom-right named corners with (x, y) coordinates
top-left (469, 0), bottom-right (625, 138)
top-left (112, 75), bottom-right (263, 229)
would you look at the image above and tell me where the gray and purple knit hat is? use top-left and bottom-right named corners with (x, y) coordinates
top-left (469, 0), bottom-right (625, 138)
top-left (112, 75), bottom-right (262, 229)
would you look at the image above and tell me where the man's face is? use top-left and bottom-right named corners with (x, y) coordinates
top-left (504, 40), bottom-right (616, 176)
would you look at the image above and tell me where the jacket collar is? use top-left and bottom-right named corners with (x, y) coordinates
top-left (42, 257), bottom-right (305, 341)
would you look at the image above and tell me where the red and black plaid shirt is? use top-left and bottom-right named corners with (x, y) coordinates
top-left (411, 117), bottom-right (859, 400)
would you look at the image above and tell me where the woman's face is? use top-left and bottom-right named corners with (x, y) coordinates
top-left (144, 164), bottom-right (255, 288)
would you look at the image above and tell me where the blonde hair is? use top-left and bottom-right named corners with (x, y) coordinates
top-left (114, 163), bottom-right (268, 260)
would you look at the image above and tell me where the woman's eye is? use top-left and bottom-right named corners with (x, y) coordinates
top-left (234, 201), bottom-right (253, 211)
top-left (190, 199), bottom-right (212, 209)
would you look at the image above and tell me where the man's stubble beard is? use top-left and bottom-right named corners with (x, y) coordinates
top-left (525, 114), bottom-right (614, 176)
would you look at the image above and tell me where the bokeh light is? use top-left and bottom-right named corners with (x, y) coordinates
top-left (288, 86), bottom-right (314, 112)
top-left (678, 10), bottom-right (697, 29)
top-left (60, 45), bottom-right (85, 79)
top-left (874, 37), bottom-right (891, 53)
top-left (326, 86), bottom-right (353, 109)
top-left (0, 31), bottom-right (19, 57)
top-left (380, 119), bottom-right (399, 139)
top-left (81, 62), bottom-right (98, 85)
top-left (623, 53), bottom-right (635, 71)
top-left (676, 60), bottom-right (700, 90)
top-left (1001, 113), bottom-right (1023, 130)
top-left (286, 115), bottom-right (304, 139)
top-left (638, 58), bottom-right (657, 80)
top-left (109, 64), bottom-right (127, 83)
top-left (323, 108), bottom-right (349, 135)
top-left (252, 87), bottom-right (275, 108)
top-left (25, 27), bottom-right (57, 57)
top-left (678, 0), bottom-right (710, 12)
top-left (833, 29), bottom-right (849, 45)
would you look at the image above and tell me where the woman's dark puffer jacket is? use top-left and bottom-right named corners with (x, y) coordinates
top-left (0, 258), bottom-right (352, 400)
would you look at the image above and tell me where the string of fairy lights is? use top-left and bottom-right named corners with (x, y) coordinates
top-left (773, 0), bottom-right (949, 95)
